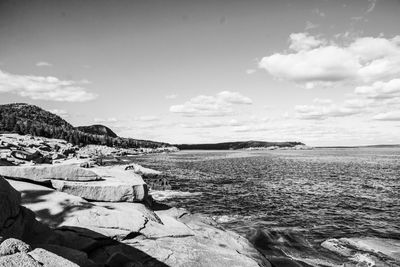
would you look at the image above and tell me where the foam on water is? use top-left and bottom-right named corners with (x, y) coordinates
top-left (150, 189), bottom-right (202, 201)
top-left (322, 237), bottom-right (400, 266)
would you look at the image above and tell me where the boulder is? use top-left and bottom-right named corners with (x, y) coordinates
top-left (9, 179), bottom-right (156, 240)
top-left (0, 238), bottom-right (31, 256)
top-left (51, 165), bottom-right (148, 202)
top-left (0, 165), bottom-right (101, 183)
top-left (125, 163), bottom-right (161, 178)
top-left (0, 252), bottom-right (41, 267)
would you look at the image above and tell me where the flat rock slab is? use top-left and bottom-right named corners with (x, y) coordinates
top-left (51, 165), bottom-right (148, 202)
top-left (8, 179), bottom-right (159, 240)
top-left (0, 165), bottom-right (100, 183)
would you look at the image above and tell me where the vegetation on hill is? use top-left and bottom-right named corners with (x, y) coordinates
top-left (0, 103), bottom-right (170, 148)
top-left (76, 125), bottom-right (118, 138)
top-left (175, 141), bottom-right (305, 150)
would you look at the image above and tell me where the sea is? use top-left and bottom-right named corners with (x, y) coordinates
top-left (130, 148), bottom-right (400, 266)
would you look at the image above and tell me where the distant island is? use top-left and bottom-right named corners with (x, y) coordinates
top-left (175, 141), bottom-right (306, 150)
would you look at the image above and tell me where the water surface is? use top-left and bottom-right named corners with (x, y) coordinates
top-left (131, 148), bottom-right (400, 266)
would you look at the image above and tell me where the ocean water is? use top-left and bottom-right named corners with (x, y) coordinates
top-left (130, 148), bottom-right (400, 266)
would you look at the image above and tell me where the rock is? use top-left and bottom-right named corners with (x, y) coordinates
top-left (52, 153), bottom-right (66, 160)
top-left (0, 165), bottom-right (101, 183)
top-left (37, 244), bottom-right (91, 267)
top-left (51, 165), bottom-right (148, 202)
top-left (50, 226), bottom-right (115, 253)
top-left (0, 159), bottom-right (14, 166)
top-left (0, 252), bottom-right (41, 267)
top-left (0, 238), bottom-right (31, 256)
top-left (28, 248), bottom-right (79, 267)
top-left (125, 163), bottom-right (161, 178)
top-left (0, 178), bottom-right (21, 231)
top-left (106, 252), bottom-right (143, 267)
top-left (124, 212), bottom-right (272, 267)
top-left (146, 177), bottom-right (171, 190)
top-left (268, 257), bottom-right (308, 267)
top-left (9, 179), bottom-right (155, 240)
top-left (80, 160), bottom-right (96, 168)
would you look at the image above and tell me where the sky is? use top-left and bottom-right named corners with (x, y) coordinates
top-left (1, 0), bottom-right (400, 146)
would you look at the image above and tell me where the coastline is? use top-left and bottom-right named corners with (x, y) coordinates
top-left (0, 133), bottom-right (306, 266)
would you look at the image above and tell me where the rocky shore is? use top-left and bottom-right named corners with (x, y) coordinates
top-left (0, 134), bottom-right (302, 266)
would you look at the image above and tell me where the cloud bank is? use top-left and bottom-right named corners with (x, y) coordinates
top-left (259, 33), bottom-right (400, 88)
top-left (0, 69), bottom-right (97, 102)
top-left (170, 91), bottom-right (252, 117)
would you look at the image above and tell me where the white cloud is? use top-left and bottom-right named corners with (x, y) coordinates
top-left (246, 69), bottom-right (256, 74)
top-left (312, 8), bottom-right (326, 17)
top-left (94, 117), bottom-right (117, 123)
top-left (36, 61), bottom-right (53, 67)
top-left (373, 111), bottom-right (400, 121)
top-left (295, 99), bottom-right (362, 120)
top-left (259, 34), bottom-right (400, 86)
top-left (166, 94), bottom-right (178, 99)
top-left (48, 109), bottom-right (69, 118)
top-left (181, 119), bottom-right (243, 129)
top-left (136, 115), bottom-right (160, 122)
top-left (305, 21), bottom-right (318, 31)
top-left (355, 79), bottom-right (400, 99)
top-left (366, 0), bottom-right (377, 13)
top-left (288, 33), bottom-right (325, 52)
top-left (0, 69), bottom-right (97, 102)
top-left (170, 91), bottom-right (252, 117)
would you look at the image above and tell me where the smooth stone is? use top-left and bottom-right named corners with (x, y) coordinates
top-left (0, 165), bottom-right (101, 183)
top-left (9, 180), bottom-right (155, 240)
top-left (51, 165), bottom-right (148, 202)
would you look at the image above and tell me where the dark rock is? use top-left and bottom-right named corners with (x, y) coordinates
top-left (28, 248), bottom-right (79, 267)
top-left (106, 252), bottom-right (143, 267)
top-left (146, 177), bottom-right (171, 190)
top-left (0, 178), bottom-right (21, 231)
top-left (37, 244), bottom-right (92, 267)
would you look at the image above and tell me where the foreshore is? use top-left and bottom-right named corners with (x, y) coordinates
top-left (0, 134), bottom-right (306, 266)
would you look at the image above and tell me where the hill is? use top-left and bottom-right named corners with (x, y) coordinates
top-left (76, 124), bottom-right (118, 138)
top-left (0, 103), bottom-right (170, 148)
top-left (175, 141), bottom-right (305, 150)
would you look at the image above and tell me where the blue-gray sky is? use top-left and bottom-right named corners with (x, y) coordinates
top-left (1, 0), bottom-right (400, 146)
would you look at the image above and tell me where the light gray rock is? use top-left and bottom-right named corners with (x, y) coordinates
top-left (0, 252), bottom-right (41, 267)
top-left (125, 163), bottom-right (162, 178)
top-left (124, 211), bottom-right (272, 267)
top-left (51, 165), bottom-right (148, 202)
top-left (0, 165), bottom-right (101, 183)
top-left (0, 238), bottom-right (31, 256)
top-left (28, 248), bottom-right (79, 267)
top-left (9, 179), bottom-right (155, 240)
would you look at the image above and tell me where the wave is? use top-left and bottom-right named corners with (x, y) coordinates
top-left (246, 228), bottom-right (400, 266)
top-left (322, 237), bottom-right (400, 266)
top-left (150, 190), bottom-right (202, 201)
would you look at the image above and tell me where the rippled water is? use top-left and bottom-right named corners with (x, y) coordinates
top-left (130, 148), bottom-right (400, 266)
